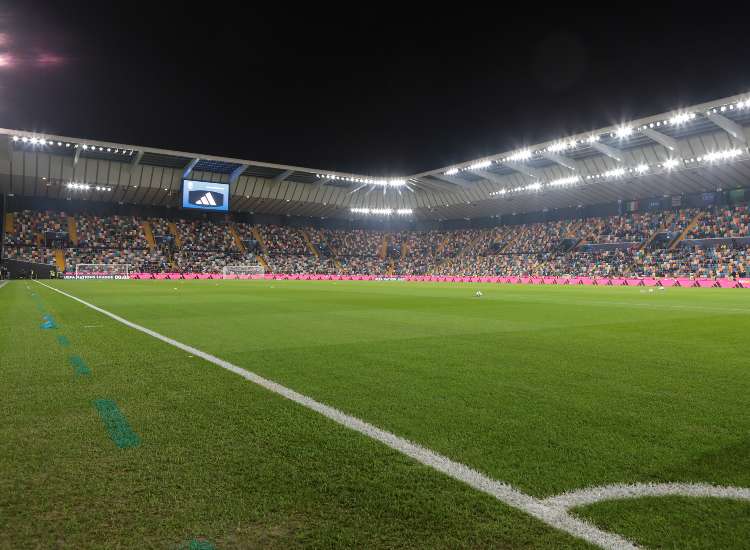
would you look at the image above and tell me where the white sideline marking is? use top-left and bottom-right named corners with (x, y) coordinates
top-left (544, 482), bottom-right (750, 510)
top-left (0, 281), bottom-right (8, 290)
top-left (32, 281), bottom-right (675, 549)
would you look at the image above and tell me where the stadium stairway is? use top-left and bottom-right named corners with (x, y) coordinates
top-left (167, 222), bottom-right (182, 248)
top-left (433, 231), bottom-right (486, 273)
top-left (379, 235), bottom-right (388, 260)
top-left (246, 226), bottom-right (272, 271)
top-left (229, 224), bottom-right (246, 252)
top-left (256, 254), bottom-right (270, 272)
top-left (388, 259), bottom-right (395, 275)
top-left (562, 220), bottom-right (585, 249)
top-left (310, 228), bottom-right (342, 269)
top-left (250, 226), bottom-right (266, 252)
top-left (640, 212), bottom-right (675, 250)
top-left (401, 240), bottom-right (409, 260)
top-left (494, 227), bottom-right (513, 251)
top-left (54, 250), bottom-right (65, 271)
top-left (301, 229), bottom-right (320, 258)
top-left (499, 229), bottom-right (520, 253)
top-left (669, 211), bottom-right (703, 250)
top-left (142, 221), bottom-right (156, 250)
top-left (572, 221), bottom-right (604, 251)
top-left (436, 235), bottom-right (450, 256)
top-left (67, 216), bottom-right (79, 246)
top-left (4, 212), bottom-right (13, 235)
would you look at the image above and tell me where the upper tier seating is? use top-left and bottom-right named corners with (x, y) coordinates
top-left (687, 205), bottom-right (750, 239)
top-left (77, 214), bottom-right (148, 249)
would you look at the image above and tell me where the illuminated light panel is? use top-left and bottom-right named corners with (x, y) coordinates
top-left (663, 158), bottom-right (680, 169)
top-left (508, 149), bottom-right (532, 162)
top-left (669, 112), bottom-right (696, 125)
top-left (548, 175), bottom-right (581, 187)
top-left (350, 208), bottom-right (413, 216)
top-left (603, 167), bottom-right (626, 178)
top-left (547, 141), bottom-right (569, 152)
top-left (66, 183), bottom-right (112, 191)
top-left (317, 174), bottom-right (406, 187)
top-left (635, 163), bottom-right (649, 174)
top-left (444, 168), bottom-right (459, 176)
top-left (700, 148), bottom-right (743, 162)
top-left (467, 160), bottom-right (492, 170)
top-left (615, 126), bottom-right (633, 138)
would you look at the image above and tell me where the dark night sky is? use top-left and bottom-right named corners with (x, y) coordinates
top-left (1, 3), bottom-right (749, 176)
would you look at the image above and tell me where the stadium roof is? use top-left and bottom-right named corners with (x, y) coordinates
top-left (1, 92), bottom-right (749, 221)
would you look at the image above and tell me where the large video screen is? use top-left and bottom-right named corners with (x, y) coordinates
top-left (181, 180), bottom-right (230, 212)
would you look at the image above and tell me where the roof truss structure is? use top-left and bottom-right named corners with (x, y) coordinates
top-left (1, 92), bottom-right (749, 220)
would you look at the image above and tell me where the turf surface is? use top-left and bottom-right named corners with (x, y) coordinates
top-left (2, 279), bottom-right (750, 548)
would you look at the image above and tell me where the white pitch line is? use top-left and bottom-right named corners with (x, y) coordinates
top-left (543, 482), bottom-right (750, 510)
top-left (33, 280), bottom-right (636, 549)
top-left (0, 281), bottom-right (8, 290)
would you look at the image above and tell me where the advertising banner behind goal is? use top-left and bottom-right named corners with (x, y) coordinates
top-left (71, 264), bottom-right (131, 279)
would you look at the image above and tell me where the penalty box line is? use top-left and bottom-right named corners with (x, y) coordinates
top-left (32, 280), bottom-right (635, 550)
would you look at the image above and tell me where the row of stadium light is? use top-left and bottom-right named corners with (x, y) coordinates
top-left (445, 96), bottom-right (750, 177)
top-left (66, 183), bottom-right (113, 191)
top-left (350, 207), bottom-right (413, 215)
top-left (11, 135), bottom-right (135, 155)
top-left (316, 173), bottom-right (406, 187)
top-left (490, 147), bottom-right (748, 196)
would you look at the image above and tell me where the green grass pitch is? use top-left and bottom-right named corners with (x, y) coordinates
top-left (2, 279), bottom-right (750, 548)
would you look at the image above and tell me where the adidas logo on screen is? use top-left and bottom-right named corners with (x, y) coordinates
top-left (196, 192), bottom-right (216, 206)
top-left (188, 190), bottom-right (224, 208)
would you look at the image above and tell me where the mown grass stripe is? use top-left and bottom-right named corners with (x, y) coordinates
top-left (69, 355), bottom-right (91, 375)
top-left (93, 399), bottom-right (141, 449)
top-left (35, 280), bottom-right (636, 550)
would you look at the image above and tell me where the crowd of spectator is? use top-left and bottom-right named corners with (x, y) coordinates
top-left (64, 248), bottom-right (169, 273)
top-left (265, 255), bottom-right (338, 275)
top-left (77, 214), bottom-right (149, 249)
top-left (4, 210), bottom-right (68, 247)
top-left (3, 246), bottom-right (56, 265)
top-left (687, 206), bottom-right (750, 239)
top-left (504, 220), bottom-right (584, 253)
top-left (2, 205), bottom-right (749, 278)
top-left (255, 225), bottom-right (311, 256)
top-left (176, 219), bottom-right (236, 251)
top-left (321, 229), bottom-right (385, 257)
top-left (174, 250), bottom-right (256, 274)
top-left (588, 210), bottom-right (698, 244)
top-left (149, 218), bottom-right (173, 239)
top-left (634, 246), bottom-right (749, 278)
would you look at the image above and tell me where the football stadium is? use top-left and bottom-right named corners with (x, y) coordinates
top-left (3, 6), bottom-right (750, 547)
top-left (2, 91), bottom-right (750, 549)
